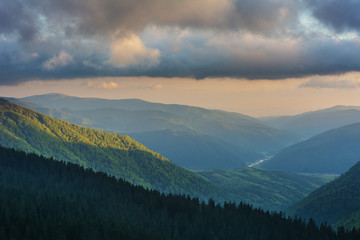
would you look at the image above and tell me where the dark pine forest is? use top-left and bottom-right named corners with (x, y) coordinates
top-left (0, 146), bottom-right (359, 240)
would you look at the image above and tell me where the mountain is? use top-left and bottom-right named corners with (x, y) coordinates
top-left (260, 105), bottom-right (360, 139)
top-left (0, 98), bottom-right (219, 199)
top-left (6, 97), bottom-right (261, 169)
top-left (4, 97), bottom-right (94, 127)
top-left (1, 146), bottom-right (357, 240)
top-left (129, 129), bottom-right (261, 170)
top-left (61, 107), bottom-right (190, 133)
top-left (261, 123), bottom-right (360, 174)
top-left (290, 161), bottom-right (360, 229)
top-left (0, 99), bottom-right (334, 211)
top-left (20, 93), bottom-right (300, 153)
top-left (195, 167), bottom-right (334, 211)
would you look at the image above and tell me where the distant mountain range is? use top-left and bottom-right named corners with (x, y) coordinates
top-left (260, 105), bottom-right (360, 139)
top-left (261, 123), bottom-right (360, 174)
top-left (290, 160), bottom-right (360, 229)
top-left (0, 99), bottom-right (331, 210)
top-left (7, 94), bottom-right (301, 170)
top-left (4, 94), bottom-right (360, 231)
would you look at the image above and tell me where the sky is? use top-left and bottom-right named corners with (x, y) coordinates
top-left (1, 0), bottom-right (360, 117)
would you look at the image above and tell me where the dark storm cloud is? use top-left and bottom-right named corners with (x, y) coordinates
top-left (0, 0), bottom-right (360, 85)
top-left (139, 34), bottom-right (360, 80)
top-left (0, 0), bottom-right (38, 42)
top-left (0, 0), bottom-right (298, 42)
top-left (300, 78), bottom-right (360, 89)
top-left (230, 0), bottom-right (298, 34)
top-left (4, 33), bottom-right (359, 84)
top-left (305, 0), bottom-right (360, 32)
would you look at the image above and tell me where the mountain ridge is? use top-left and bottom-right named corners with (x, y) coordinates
top-left (260, 105), bottom-right (360, 139)
top-left (18, 93), bottom-right (300, 154)
top-left (261, 123), bottom-right (360, 174)
top-left (0, 98), bottom-right (333, 211)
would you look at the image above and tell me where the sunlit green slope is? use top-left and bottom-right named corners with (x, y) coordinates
top-left (0, 98), bottom-right (218, 198)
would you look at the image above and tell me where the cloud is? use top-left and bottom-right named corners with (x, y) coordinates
top-left (0, 0), bottom-right (38, 42)
top-left (108, 34), bottom-right (160, 68)
top-left (100, 81), bottom-right (119, 89)
top-left (30, 52), bottom-right (39, 58)
top-left (154, 84), bottom-right (163, 89)
top-left (134, 31), bottom-right (360, 80)
top-left (24, 0), bottom-right (299, 38)
top-left (300, 77), bottom-right (360, 89)
top-left (82, 60), bottom-right (102, 70)
top-left (43, 51), bottom-right (73, 70)
top-left (132, 83), bottom-right (164, 90)
top-left (2, 30), bottom-right (360, 84)
top-left (0, 0), bottom-right (298, 47)
top-left (1, 0), bottom-right (360, 85)
top-left (305, 0), bottom-right (360, 32)
top-left (86, 81), bottom-right (119, 89)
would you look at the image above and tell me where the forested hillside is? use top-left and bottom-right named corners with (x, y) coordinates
top-left (0, 98), bottom-right (333, 211)
top-left (0, 99), bottom-right (219, 199)
top-left (290, 161), bottom-right (360, 229)
top-left (1, 146), bottom-right (359, 240)
top-left (196, 167), bottom-right (334, 211)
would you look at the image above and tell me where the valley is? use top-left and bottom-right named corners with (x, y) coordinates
top-left (1, 94), bottom-right (360, 237)
top-left (0, 98), bottom-right (331, 211)
top-left (2, 2), bottom-right (360, 238)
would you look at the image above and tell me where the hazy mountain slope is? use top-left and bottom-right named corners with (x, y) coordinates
top-left (22, 93), bottom-right (260, 125)
top-left (21, 93), bottom-right (300, 152)
top-left (4, 97), bottom-right (95, 127)
top-left (187, 119), bottom-right (297, 152)
top-left (61, 107), bottom-right (191, 133)
top-left (23, 93), bottom-right (160, 111)
top-left (0, 98), bottom-right (219, 198)
top-left (0, 99), bottom-right (334, 212)
top-left (1, 146), bottom-right (354, 240)
top-left (261, 106), bottom-right (360, 139)
top-left (290, 161), bottom-right (360, 229)
top-left (5, 99), bottom-right (260, 170)
top-left (261, 123), bottom-right (360, 174)
top-left (61, 107), bottom-right (296, 152)
top-left (195, 167), bottom-right (334, 211)
top-left (129, 130), bottom-right (262, 170)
